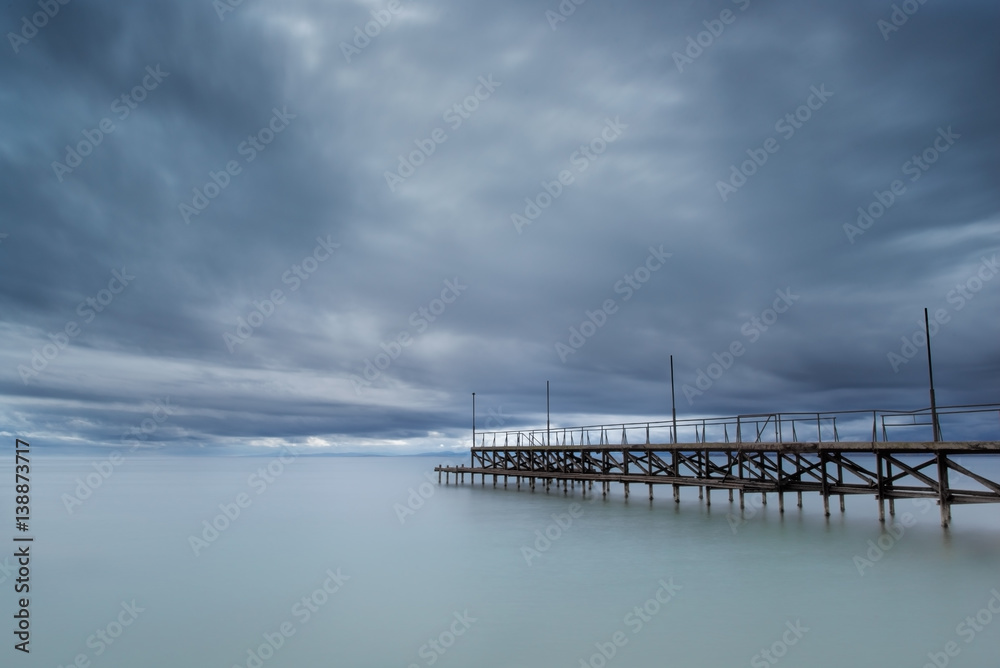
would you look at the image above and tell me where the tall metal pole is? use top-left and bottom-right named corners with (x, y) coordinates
top-left (670, 355), bottom-right (677, 444)
top-left (924, 308), bottom-right (941, 442)
top-left (546, 381), bottom-right (550, 446)
top-left (472, 392), bottom-right (476, 447)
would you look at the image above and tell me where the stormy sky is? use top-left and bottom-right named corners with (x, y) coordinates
top-left (1, 0), bottom-right (998, 453)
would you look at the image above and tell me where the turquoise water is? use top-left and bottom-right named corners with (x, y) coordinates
top-left (4, 454), bottom-right (1000, 667)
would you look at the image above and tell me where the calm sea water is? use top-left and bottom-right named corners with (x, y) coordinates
top-left (5, 453), bottom-right (1000, 667)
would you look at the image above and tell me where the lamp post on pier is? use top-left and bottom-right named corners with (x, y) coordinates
top-left (670, 354), bottom-right (677, 444)
top-left (923, 308), bottom-right (942, 442)
top-left (546, 381), bottom-right (550, 446)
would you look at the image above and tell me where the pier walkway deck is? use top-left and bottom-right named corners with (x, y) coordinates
top-left (435, 404), bottom-right (1000, 527)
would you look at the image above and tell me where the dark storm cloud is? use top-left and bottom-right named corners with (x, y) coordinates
top-left (1, 0), bottom-right (997, 452)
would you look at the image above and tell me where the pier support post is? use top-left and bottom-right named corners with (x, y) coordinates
top-left (937, 453), bottom-right (951, 528)
top-left (820, 453), bottom-right (830, 517)
top-left (796, 455), bottom-right (803, 508)
top-left (704, 450), bottom-right (711, 506)
top-left (738, 453), bottom-right (745, 509)
top-left (876, 454), bottom-right (885, 523)
top-left (649, 483), bottom-right (653, 501)
top-left (777, 454), bottom-right (784, 514)
top-left (759, 453), bottom-right (767, 506)
top-left (886, 459), bottom-right (895, 516)
top-left (727, 453), bottom-right (734, 502)
top-left (703, 450), bottom-right (708, 502)
top-left (838, 459), bottom-right (846, 513)
top-left (672, 450), bottom-right (680, 503)
top-left (625, 482), bottom-right (630, 500)
top-left (837, 466), bottom-right (847, 513)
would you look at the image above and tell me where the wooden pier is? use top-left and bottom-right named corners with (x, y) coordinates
top-left (434, 406), bottom-right (1000, 527)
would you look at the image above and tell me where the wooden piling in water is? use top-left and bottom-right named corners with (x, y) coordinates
top-left (937, 452), bottom-right (951, 528)
top-left (777, 454), bottom-right (784, 514)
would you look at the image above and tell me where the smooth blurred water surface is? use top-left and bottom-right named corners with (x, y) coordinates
top-left (4, 453), bottom-right (1000, 667)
